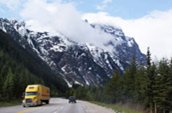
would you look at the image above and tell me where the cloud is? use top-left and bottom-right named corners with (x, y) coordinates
top-left (20, 0), bottom-right (114, 51)
top-left (83, 10), bottom-right (172, 59)
top-left (96, 0), bottom-right (112, 11)
top-left (0, 0), bottom-right (22, 10)
top-left (2, 0), bottom-right (171, 59)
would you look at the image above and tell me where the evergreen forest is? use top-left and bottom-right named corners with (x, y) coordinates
top-left (0, 29), bottom-right (171, 113)
top-left (69, 48), bottom-right (172, 113)
top-left (0, 30), bottom-right (68, 101)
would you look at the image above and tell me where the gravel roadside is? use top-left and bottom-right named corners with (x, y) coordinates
top-left (79, 101), bottom-right (116, 113)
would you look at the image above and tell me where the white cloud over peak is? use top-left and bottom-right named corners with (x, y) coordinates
top-left (20, 0), bottom-right (114, 51)
top-left (83, 10), bottom-right (172, 59)
top-left (1, 0), bottom-right (172, 59)
top-left (0, 0), bottom-right (21, 10)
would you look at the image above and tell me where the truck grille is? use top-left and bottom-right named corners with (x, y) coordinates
top-left (25, 99), bottom-right (32, 103)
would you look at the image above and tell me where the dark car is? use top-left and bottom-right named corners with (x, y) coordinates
top-left (68, 96), bottom-right (76, 103)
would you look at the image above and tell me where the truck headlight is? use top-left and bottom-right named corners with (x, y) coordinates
top-left (22, 100), bottom-right (26, 103)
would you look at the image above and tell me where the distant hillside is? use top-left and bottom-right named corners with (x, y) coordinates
top-left (0, 30), bottom-right (68, 100)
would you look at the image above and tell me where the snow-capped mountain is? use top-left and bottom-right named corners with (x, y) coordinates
top-left (0, 18), bottom-right (146, 87)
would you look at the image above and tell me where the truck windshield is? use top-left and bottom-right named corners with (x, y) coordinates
top-left (25, 92), bottom-right (38, 96)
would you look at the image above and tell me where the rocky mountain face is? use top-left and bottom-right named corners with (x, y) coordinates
top-left (0, 18), bottom-right (146, 87)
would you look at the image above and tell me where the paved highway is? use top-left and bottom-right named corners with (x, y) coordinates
top-left (0, 98), bottom-right (116, 113)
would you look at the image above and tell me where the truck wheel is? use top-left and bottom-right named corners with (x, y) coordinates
top-left (37, 100), bottom-right (42, 106)
top-left (45, 100), bottom-right (49, 104)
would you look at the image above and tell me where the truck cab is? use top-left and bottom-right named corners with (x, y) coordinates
top-left (22, 84), bottom-right (50, 107)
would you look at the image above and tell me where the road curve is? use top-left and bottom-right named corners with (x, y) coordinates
top-left (0, 98), bottom-right (116, 113)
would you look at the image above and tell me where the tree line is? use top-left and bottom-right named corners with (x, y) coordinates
top-left (0, 29), bottom-right (171, 113)
top-left (69, 48), bottom-right (172, 113)
top-left (0, 30), bottom-right (68, 101)
top-left (0, 49), bottom-right (44, 100)
top-left (103, 48), bottom-right (172, 113)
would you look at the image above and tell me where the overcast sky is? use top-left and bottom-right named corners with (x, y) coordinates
top-left (0, 0), bottom-right (172, 59)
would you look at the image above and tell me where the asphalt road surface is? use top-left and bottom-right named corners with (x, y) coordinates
top-left (0, 98), bottom-right (116, 113)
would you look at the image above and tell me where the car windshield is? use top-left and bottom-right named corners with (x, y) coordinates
top-left (69, 96), bottom-right (75, 99)
top-left (25, 92), bottom-right (37, 96)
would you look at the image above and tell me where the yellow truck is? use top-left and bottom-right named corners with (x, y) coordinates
top-left (22, 84), bottom-right (50, 107)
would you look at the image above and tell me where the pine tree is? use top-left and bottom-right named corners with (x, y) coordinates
top-left (147, 47), bottom-right (151, 67)
top-left (123, 56), bottom-right (137, 102)
top-left (3, 68), bottom-right (16, 100)
top-left (168, 59), bottom-right (172, 112)
top-left (146, 48), bottom-right (157, 113)
top-left (0, 66), bottom-right (3, 100)
top-left (135, 66), bottom-right (148, 103)
top-left (156, 59), bottom-right (172, 113)
top-left (104, 70), bottom-right (123, 103)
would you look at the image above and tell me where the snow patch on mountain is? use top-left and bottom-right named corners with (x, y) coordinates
top-left (0, 18), bottom-right (146, 86)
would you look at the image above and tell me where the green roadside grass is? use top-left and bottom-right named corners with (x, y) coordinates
top-left (92, 101), bottom-right (143, 113)
top-left (0, 100), bottom-right (21, 107)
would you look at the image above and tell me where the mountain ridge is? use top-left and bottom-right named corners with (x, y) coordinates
top-left (0, 18), bottom-right (146, 86)
top-left (0, 29), bottom-right (68, 96)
